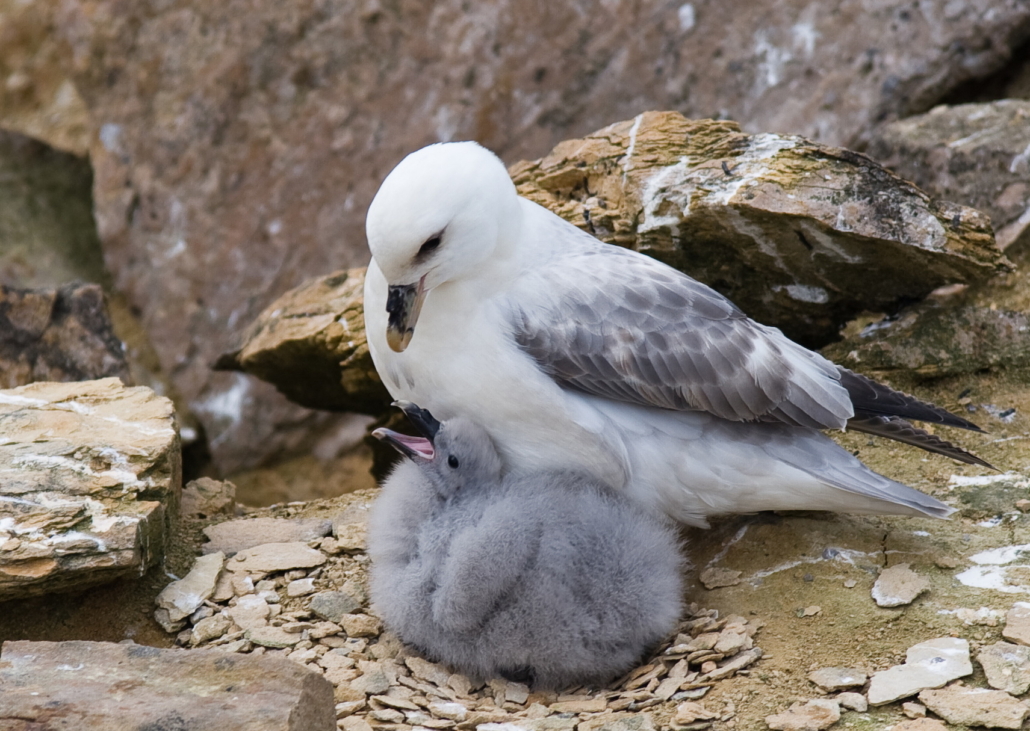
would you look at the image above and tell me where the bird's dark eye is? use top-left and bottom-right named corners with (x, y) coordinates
top-left (447, 455), bottom-right (459, 469)
top-left (416, 235), bottom-right (442, 260)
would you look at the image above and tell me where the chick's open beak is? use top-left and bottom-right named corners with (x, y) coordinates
top-left (385, 276), bottom-right (427, 352)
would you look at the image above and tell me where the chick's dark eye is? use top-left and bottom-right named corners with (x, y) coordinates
top-left (417, 235), bottom-right (442, 259)
top-left (447, 455), bottom-right (459, 469)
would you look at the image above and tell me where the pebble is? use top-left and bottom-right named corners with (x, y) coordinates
top-left (808, 667), bottom-right (867, 692)
top-left (699, 567), bottom-right (742, 589)
top-left (191, 612), bottom-right (231, 645)
top-left (674, 701), bottom-right (718, 724)
top-left (892, 720), bottom-right (948, 731)
top-left (428, 702), bottom-right (468, 721)
top-left (765, 699), bottom-right (840, 731)
top-left (340, 716), bottom-right (374, 731)
top-left (227, 542), bottom-right (326, 573)
top-left (978, 641), bottom-right (1030, 694)
top-left (902, 701), bottom-right (926, 718)
top-left (227, 594), bottom-right (271, 630)
top-left (310, 590), bottom-right (364, 622)
top-left (336, 700), bottom-right (367, 718)
top-left (332, 523), bottom-right (368, 552)
top-left (549, 697), bottom-right (607, 714)
top-left (1016, 499), bottom-right (1030, 512)
top-left (153, 552), bottom-right (225, 631)
top-left (406, 656), bottom-right (451, 687)
top-left (1003, 602), bottom-right (1030, 646)
top-left (287, 578), bottom-right (317, 597)
top-left (341, 613), bottom-right (381, 638)
top-left (836, 692), bottom-right (867, 712)
top-left (919, 686), bottom-right (1030, 729)
top-left (867, 637), bottom-right (972, 705)
top-left (231, 574), bottom-right (255, 596)
top-left (246, 625), bottom-right (303, 648)
top-left (871, 563), bottom-right (930, 607)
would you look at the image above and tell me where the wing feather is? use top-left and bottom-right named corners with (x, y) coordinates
top-left (510, 239), bottom-right (853, 428)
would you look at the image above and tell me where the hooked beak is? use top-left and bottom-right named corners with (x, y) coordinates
top-left (392, 400), bottom-right (441, 440)
top-left (385, 276), bottom-right (427, 352)
top-left (371, 401), bottom-right (442, 460)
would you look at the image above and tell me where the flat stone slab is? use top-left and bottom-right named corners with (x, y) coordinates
top-left (203, 517), bottom-right (332, 555)
top-left (978, 642), bottom-right (1030, 695)
top-left (867, 637), bottom-right (973, 705)
top-left (808, 667), bottom-right (867, 692)
top-left (154, 552), bottom-right (225, 633)
top-left (0, 639), bottom-right (335, 730)
top-left (919, 686), bottom-right (1030, 730)
top-left (1003, 602), bottom-right (1030, 646)
top-left (225, 542), bottom-right (326, 573)
top-left (872, 563), bottom-right (930, 607)
top-left (0, 378), bottom-right (179, 599)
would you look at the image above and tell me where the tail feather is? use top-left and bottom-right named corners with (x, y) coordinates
top-left (848, 415), bottom-right (995, 470)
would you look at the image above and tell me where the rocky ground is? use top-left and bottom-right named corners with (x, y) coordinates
top-left (3, 3), bottom-right (1030, 727)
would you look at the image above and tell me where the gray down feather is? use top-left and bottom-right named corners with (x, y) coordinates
top-left (368, 415), bottom-right (686, 689)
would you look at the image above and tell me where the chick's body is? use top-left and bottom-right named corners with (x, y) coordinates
top-left (368, 415), bottom-right (685, 689)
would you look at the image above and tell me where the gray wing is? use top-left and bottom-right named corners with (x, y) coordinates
top-left (510, 238), bottom-right (854, 429)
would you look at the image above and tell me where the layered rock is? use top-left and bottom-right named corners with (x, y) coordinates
top-left (0, 640), bottom-right (335, 730)
top-left (0, 378), bottom-right (179, 599)
top-left (512, 111), bottom-right (1004, 345)
top-left (53, 0), bottom-right (1030, 469)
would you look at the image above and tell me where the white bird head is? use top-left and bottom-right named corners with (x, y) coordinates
top-left (366, 141), bottom-right (521, 352)
top-left (372, 401), bottom-right (503, 498)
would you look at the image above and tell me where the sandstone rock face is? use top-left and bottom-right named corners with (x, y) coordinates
top-left (0, 1), bottom-right (90, 155)
top-left (0, 378), bottom-right (179, 599)
top-left (0, 640), bottom-right (335, 730)
top-left (512, 112), bottom-right (1004, 346)
top-left (216, 268), bottom-right (389, 414)
top-left (0, 283), bottom-right (130, 388)
top-left (869, 101), bottom-right (1030, 251)
top-left (54, 1), bottom-right (1030, 469)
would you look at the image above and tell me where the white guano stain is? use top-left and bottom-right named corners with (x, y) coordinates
top-left (677, 3), bottom-right (696, 32)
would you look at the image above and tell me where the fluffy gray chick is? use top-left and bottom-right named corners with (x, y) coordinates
top-left (368, 401), bottom-right (685, 690)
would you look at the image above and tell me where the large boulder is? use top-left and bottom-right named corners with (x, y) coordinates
top-left (512, 111), bottom-right (1005, 346)
top-left (868, 100), bottom-right (1030, 251)
top-left (0, 378), bottom-right (179, 599)
top-left (53, 0), bottom-right (1030, 470)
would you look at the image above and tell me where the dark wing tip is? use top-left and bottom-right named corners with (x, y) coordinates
top-left (838, 367), bottom-right (985, 432)
top-left (848, 415), bottom-right (996, 470)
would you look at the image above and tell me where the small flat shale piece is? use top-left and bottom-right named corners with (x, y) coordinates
top-left (0, 640), bottom-right (335, 730)
top-left (872, 563), bottom-right (930, 607)
top-left (0, 378), bottom-right (179, 599)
